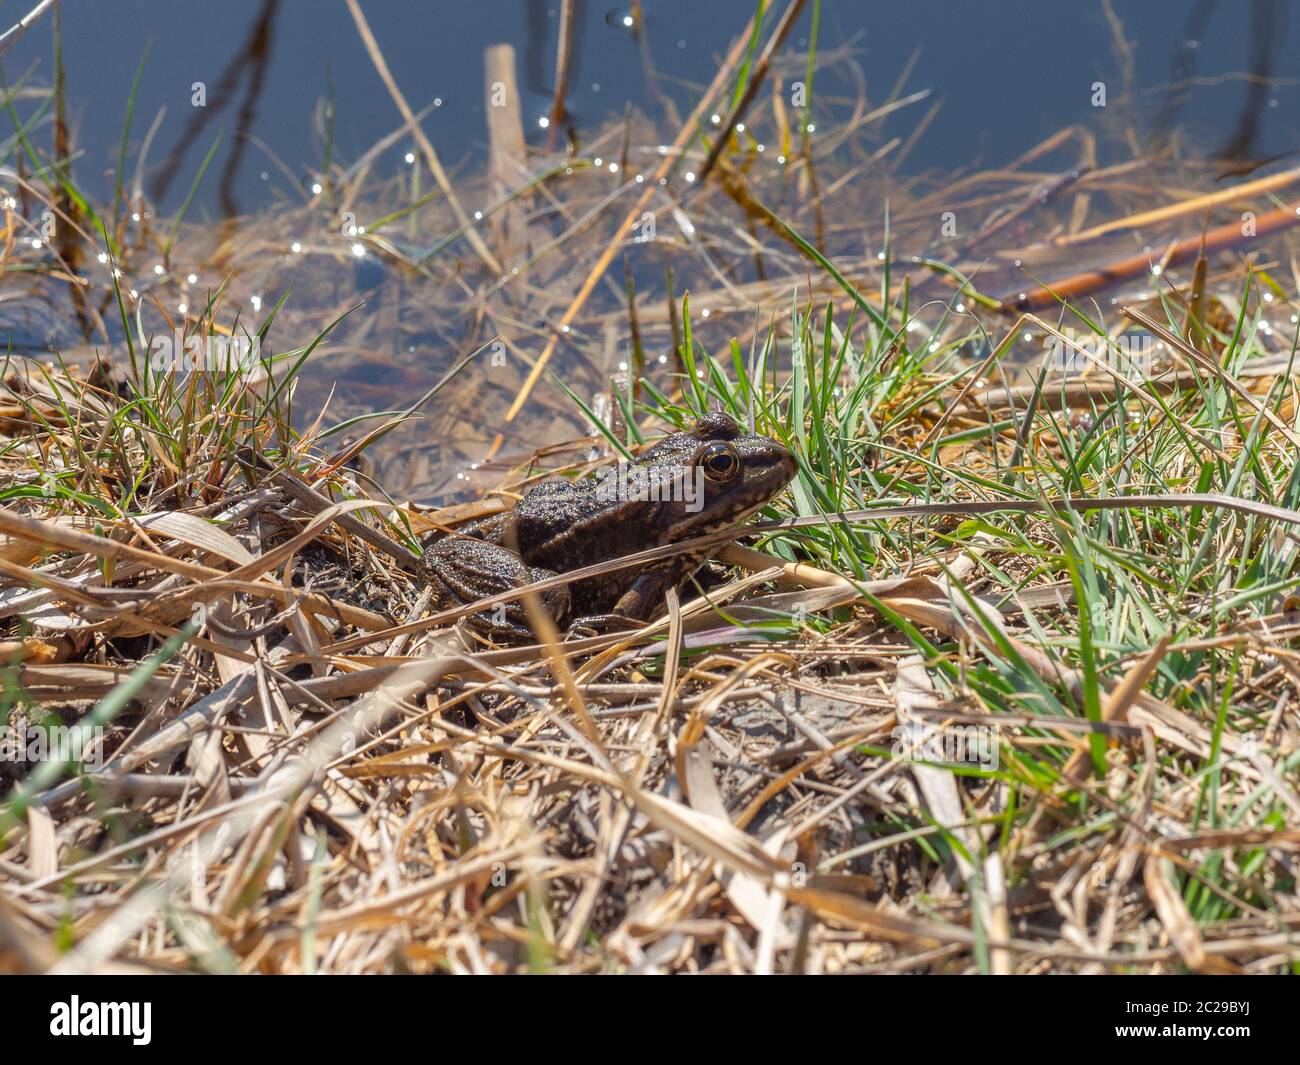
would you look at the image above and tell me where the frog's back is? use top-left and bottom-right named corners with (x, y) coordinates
top-left (514, 478), bottom-right (653, 573)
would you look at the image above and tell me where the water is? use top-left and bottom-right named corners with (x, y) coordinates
top-left (8, 1), bottom-right (1298, 213)
top-left (2, 1), bottom-right (1298, 500)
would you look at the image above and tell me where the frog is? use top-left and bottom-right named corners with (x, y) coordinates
top-left (421, 412), bottom-right (796, 642)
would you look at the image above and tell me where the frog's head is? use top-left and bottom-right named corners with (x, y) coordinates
top-left (634, 411), bottom-right (796, 540)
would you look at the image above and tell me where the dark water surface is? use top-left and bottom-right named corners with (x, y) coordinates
top-left (8, 1), bottom-right (1297, 217)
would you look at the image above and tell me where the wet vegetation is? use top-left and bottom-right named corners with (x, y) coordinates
top-left (1, 1), bottom-right (1300, 974)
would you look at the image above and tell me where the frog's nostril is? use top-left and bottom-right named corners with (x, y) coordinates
top-left (749, 445), bottom-right (794, 474)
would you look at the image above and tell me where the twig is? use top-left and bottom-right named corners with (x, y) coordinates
top-left (344, 0), bottom-right (502, 276)
top-left (0, 0), bottom-right (56, 58)
top-left (547, 0), bottom-right (575, 151)
top-left (500, 7), bottom-right (763, 427)
top-left (696, 0), bottom-right (809, 186)
top-left (1053, 163), bottom-right (1300, 247)
top-left (999, 199), bottom-right (1300, 311)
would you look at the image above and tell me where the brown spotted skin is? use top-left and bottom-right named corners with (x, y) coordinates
top-left (421, 412), bottom-right (796, 641)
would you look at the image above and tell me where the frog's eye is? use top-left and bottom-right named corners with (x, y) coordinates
top-left (700, 442), bottom-right (740, 482)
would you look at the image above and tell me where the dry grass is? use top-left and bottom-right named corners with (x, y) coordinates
top-left (2, 5), bottom-right (1300, 975)
top-left (2, 291), bottom-right (1300, 973)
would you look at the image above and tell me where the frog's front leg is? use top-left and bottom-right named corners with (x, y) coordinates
top-left (609, 553), bottom-right (709, 621)
top-left (422, 536), bottom-right (571, 642)
top-left (564, 557), bottom-right (706, 638)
